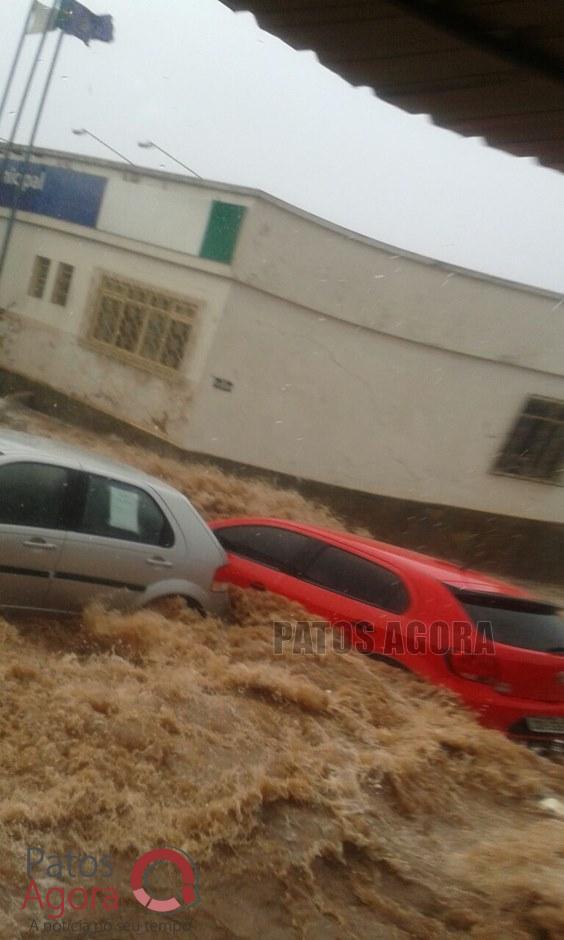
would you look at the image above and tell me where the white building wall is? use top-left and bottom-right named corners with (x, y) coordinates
top-left (0, 151), bottom-right (563, 528)
top-left (0, 217), bottom-right (233, 436)
top-left (233, 199), bottom-right (563, 378)
top-left (0, 151), bottom-right (254, 258)
top-left (185, 283), bottom-right (564, 524)
top-left (97, 174), bottom-right (215, 256)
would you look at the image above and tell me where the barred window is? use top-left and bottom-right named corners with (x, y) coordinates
top-left (494, 397), bottom-right (564, 484)
top-left (51, 262), bottom-right (74, 306)
top-left (90, 274), bottom-right (196, 372)
top-left (28, 256), bottom-right (50, 298)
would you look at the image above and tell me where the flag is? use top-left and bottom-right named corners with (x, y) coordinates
top-left (56, 0), bottom-right (114, 45)
top-left (26, 1), bottom-right (57, 35)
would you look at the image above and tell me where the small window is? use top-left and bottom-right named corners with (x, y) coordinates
top-left (495, 396), bottom-right (564, 484)
top-left (302, 546), bottom-right (409, 613)
top-left (90, 273), bottom-right (196, 373)
top-left (51, 263), bottom-right (74, 306)
top-left (0, 461), bottom-right (69, 529)
top-left (78, 474), bottom-right (174, 547)
top-left (215, 524), bottom-right (321, 574)
top-left (28, 256), bottom-right (51, 299)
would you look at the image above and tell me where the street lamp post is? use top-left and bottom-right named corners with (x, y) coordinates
top-left (72, 128), bottom-right (134, 165)
top-left (137, 140), bottom-right (201, 178)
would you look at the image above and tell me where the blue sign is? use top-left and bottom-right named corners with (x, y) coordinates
top-left (0, 161), bottom-right (107, 228)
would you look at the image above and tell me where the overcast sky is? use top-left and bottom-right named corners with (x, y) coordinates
top-left (1, 0), bottom-right (563, 294)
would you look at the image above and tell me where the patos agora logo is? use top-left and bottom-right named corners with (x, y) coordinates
top-left (21, 845), bottom-right (200, 920)
top-left (131, 848), bottom-right (199, 913)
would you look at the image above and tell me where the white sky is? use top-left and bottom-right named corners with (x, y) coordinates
top-left (1, 0), bottom-right (563, 294)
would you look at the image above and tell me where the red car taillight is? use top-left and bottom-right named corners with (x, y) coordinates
top-left (211, 564), bottom-right (230, 593)
top-left (445, 651), bottom-right (512, 694)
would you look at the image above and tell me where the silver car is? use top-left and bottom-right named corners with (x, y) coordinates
top-left (0, 429), bottom-right (229, 617)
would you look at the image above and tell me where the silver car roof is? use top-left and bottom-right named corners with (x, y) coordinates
top-left (0, 429), bottom-right (175, 493)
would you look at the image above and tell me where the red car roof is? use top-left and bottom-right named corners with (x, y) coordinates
top-left (210, 516), bottom-right (530, 598)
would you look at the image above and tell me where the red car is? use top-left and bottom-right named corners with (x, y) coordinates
top-left (211, 517), bottom-right (564, 750)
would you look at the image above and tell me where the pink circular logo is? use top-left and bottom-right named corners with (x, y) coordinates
top-left (130, 848), bottom-right (199, 913)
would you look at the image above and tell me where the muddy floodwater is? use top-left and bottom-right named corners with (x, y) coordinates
top-left (2, 402), bottom-right (564, 939)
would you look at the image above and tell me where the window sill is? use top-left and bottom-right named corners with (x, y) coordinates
top-left (80, 336), bottom-right (193, 387)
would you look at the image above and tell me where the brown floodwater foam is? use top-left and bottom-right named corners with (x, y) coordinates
top-left (1, 404), bottom-right (564, 939)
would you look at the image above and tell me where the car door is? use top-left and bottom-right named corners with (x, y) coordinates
top-left (49, 470), bottom-right (186, 612)
top-left (0, 459), bottom-right (71, 610)
top-left (291, 544), bottom-right (411, 654)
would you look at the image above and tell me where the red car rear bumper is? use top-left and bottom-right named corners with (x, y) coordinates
top-left (457, 683), bottom-right (564, 748)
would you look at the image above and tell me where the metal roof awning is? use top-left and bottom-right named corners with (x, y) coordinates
top-left (222, 0), bottom-right (564, 172)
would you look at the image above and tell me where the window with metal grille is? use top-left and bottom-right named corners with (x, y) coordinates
top-left (90, 274), bottom-right (196, 372)
top-left (494, 396), bottom-right (564, 484)
top-left (28, 256), bottom-right (51, 298)
top-left (51, 262), bottom-right (74, 306)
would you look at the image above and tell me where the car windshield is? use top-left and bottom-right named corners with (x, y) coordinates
top-left (453, 590), bottom-right (564, 653)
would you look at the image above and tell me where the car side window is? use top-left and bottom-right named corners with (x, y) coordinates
top-left (302, 545), bottom-right (409, 613)
top-left (0, 461), bottom-right (70, 529)
top-left (215, 524), bottom-right (322, 574)
top-left (77, 474), bottom-right (174, 547)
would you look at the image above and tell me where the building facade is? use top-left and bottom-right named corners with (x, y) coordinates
top-left (0, 149), bottom-right (562, 578)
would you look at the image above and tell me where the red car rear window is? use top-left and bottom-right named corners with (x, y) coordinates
top-left (453, 589), bottom-right (564, 653)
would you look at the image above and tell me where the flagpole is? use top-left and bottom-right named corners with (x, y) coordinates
top-left (0, 0), bottom-right (60, 186)
top-left (0, 23), bottom-right (65, 284)
top-left (0, 0), bottom-right (37, 133)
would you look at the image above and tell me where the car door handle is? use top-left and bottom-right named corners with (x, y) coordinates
top-left (250, 581), bottom-right (266, 591)
top-left (22, 538), bottom-right (57, 551)
top-left (146, 556), bottom-right (173, 568)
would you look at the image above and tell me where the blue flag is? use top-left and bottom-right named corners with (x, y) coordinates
top-left (57, 0), bottom-right (114, 45)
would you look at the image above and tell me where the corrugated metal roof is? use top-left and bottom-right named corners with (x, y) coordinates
top-left (222, 0), bottom-right (564, 172)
